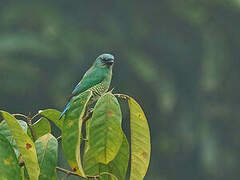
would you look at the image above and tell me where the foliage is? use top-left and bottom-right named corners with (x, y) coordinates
top-left (0, 92), bottom-right (151, 180)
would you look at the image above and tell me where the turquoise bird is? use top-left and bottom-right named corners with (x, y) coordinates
top-left (60, 53), bottom-right (114, 119)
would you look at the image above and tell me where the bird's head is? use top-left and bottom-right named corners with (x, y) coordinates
top-left (94, 53), bottom-right (114, 68)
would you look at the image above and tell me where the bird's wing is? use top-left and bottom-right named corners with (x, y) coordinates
top-left (71, 69), bottom-right (105, 96)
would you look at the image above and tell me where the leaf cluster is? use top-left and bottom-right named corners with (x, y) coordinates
top-left (0, 91), bottom-right (151, 180)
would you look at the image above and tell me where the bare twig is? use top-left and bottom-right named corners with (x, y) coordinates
top-left (56, 167), bottom-right (79, 177)
top-left (56, 167), bottom-right (99, 179)
top-left (114, 93), bottom-right (130, 100)
top-left (87, 174), bottom-right (100, 179)
top-left (82, 109), bottom-right (93, 124)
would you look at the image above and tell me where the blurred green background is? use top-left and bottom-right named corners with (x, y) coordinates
top-left (0, 0), bottom-right (240, 179)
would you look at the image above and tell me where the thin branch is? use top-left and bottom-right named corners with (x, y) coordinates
top-left (87, 174), bottom-right (100, 179)
top-left (82, 109), bottom-right (93, 124)
top-left (114, 93), bottom-right (130, 100)
top-left (56, 167), bottom-right (99, 179)
top-left (56, 167), bottom-right (80, 177)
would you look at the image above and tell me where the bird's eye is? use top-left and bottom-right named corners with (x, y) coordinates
top-left (100, 58), bottom-right (106, 64)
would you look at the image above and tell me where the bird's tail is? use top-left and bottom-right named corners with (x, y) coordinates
top-left (59, 102), bottom-right (71, 120)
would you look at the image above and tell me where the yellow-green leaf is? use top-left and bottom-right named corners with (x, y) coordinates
top-left (39, 109), bottom-right (63, 130)
top-left (84, 133), bottom-right (129, 180)
top-left (62, 90), bottom-right (92, 177)
top-left (128, 97), bottom-right (151, 180)
top-left (0, 111), bottom-right (40, 180)
top-left (35, 134), bottom-right (58, 180)
top-left (88, 93), bottom-right (123, 164)
top-left (0, 120), bottom-right (28, 157)
top-left (0, 134), bottom-right (21, 180)
top-left (27, 117), bottom-right (51, 141)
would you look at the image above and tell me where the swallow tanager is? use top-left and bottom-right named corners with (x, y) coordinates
top-left (60, 53), bottom-right (114, 119)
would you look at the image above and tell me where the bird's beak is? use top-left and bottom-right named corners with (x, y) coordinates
top-left (105, 59), bottom-right (114, 65)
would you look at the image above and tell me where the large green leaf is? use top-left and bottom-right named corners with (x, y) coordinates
top-left (84, 133), bottom-right (129, 180)
top-left (128, 97), bottom-right (151, 180)
top-left (27, 117), bottom-right (51, 141)
top-left (62, 90), bottom-right (92, 177)
top-left (0, 111), bottom-right (40, 180)
top-left (39, 109), bottom-right (63, 130)
top-left (0, 119), bottom-right (27, 157)
top-left (35, 133), bottom-right (58, 180)
top-left (0, 134), bottom-right (21, 180)
top-left (88, 92), bottom-right (123, 164)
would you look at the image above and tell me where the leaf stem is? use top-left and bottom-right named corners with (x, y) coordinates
top-left (31, 112), bottom-right (40, 121)
top-left (100, 172), bottom-right (118, 179)
top-left (26, 113), bottom-right (36, 141)
top-left (12, 113), bottom-right (28, 120)
top-left (56, 167), bottom-right (99, 179)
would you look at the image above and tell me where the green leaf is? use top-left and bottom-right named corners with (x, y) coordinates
top-left (0, 120), bottom-right (28, 157)
top-left (35, 133), bottom-right (58, 180)
top-left (27, 117), bottom-right (51, 141)
top-left (0, 134), bottom-right (21, 180)
top-left (39, 109), bottom-right (63, 130)
top-left (128, 97), bottom-right (151, 180)
top-left (0, 111), bottom-right (40, 180)
top-left (88, 92), bottom-right (123, 164)
top-left (62, 90), bottom-right (92, 177)
top-left (84, 133), bottom-right (129, 180)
